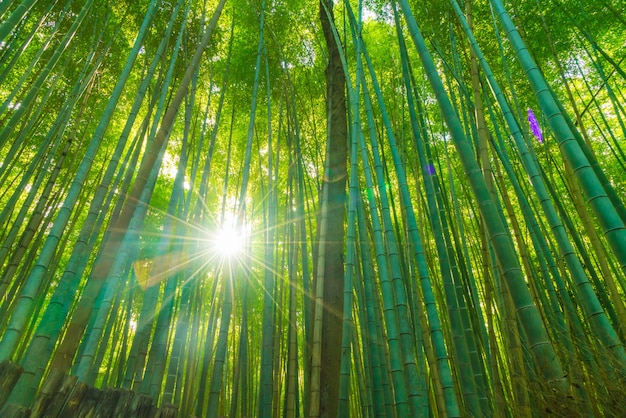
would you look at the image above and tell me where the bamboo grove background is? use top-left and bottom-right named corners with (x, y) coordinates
top-left (0, 0), bottom-right (625, 416)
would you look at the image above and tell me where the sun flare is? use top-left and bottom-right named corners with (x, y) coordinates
top-left (210, 219), bottom-right (249, 259)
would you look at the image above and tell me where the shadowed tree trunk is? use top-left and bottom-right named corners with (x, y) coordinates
top-left (311, 0), bottom-right (348, 416)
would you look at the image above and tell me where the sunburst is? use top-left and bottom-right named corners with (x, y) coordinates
top-left (209, 217), bottom-right (249, 259)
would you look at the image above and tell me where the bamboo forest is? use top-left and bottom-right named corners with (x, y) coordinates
top-left (1, 0), bottom-right (626, 416)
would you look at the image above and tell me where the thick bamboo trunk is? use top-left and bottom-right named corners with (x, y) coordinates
top-left (309, 1), bottom-right (348, 417)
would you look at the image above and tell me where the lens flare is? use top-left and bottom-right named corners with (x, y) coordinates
top-left (210, 219), bottom-right (248, 259)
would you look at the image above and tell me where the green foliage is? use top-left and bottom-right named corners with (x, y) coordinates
top-left (0, 0), bottom-right (625, 416)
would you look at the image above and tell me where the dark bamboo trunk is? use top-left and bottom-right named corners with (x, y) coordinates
top-left (316, 0), bottom-right (348, 416)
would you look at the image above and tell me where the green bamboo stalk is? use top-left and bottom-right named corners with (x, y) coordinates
top-left (398, 0), bottom-right (568, 392)
top-left (0, 0), bottom-right (66, 108)
top-left (358, 85), bottom-right (412, 417)
top-left (48, 0), bottom-right (225, 376)
top-left (194, 276), bottom-right (222, 413)
top-left (194, 29), bottom-right (235, 418)
top-left (394, 7), bottom-right (483, 415)
top-left (75, 125), bottom-right (171, 383)
top-left (337, 3), bottom-right (362, 410)
top-left (0, 10), bottom-right (103, 191)
top-left (255, 3), bottom-right (279, 415)
top-left (454, 0), bottom-right (624, 370)
top-left (227, 279), bottom-right (248, 418)
top-left (355, 187), bottom-right (392, 417)
top-left (0, 0), bottom-right (92, 149)
top-left (206, 267), bottom-right (234, 418)
top-left (112, 279), bottom-right (134, 387)
top-left (0, 0), bottom-right (148, 364)
top-left (350, 247), bottom-right (374, 418)
top-left (122, 41), bottom-right (190, 385)
top-left (282, 57), bottom-right (313, 415)
top-left (0, 126), bottom-right (71, 316)
top-left (82, 271), bottom-right (128, 386)
top-left (308, 107), bottom-right (332, 418)
top-left (0, 47), bottom-right (90, 274)
top-left (356, 16), bottom-right (462, 416)
top-left (284, 183), bottom-right (300, 418)
top-left (0, 0), bottom-right (39, 44)
top-left (13, 110), bottom-right (146, 404)
top-left (490, 0), bottom-right (626, 282)
top-left (238, 1), bottom-right (265, 214)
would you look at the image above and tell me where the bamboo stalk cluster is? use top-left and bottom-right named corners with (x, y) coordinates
top-left (0, 0), bottom-right (625, 416)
